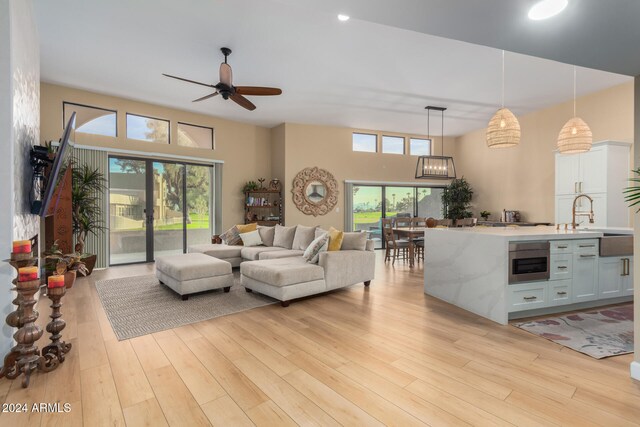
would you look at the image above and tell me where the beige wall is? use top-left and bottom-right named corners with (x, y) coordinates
top-left (454, 82), bottom-right (634, 223)
top-left (278, 123), bottom-right (456, 229)
top-left (40, 83), bottom-right (272, 231)
top-left (634, 76), bottom-right (639, 367)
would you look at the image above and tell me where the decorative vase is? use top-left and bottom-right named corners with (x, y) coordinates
top-left (82, 254), bottom-right (97, 276)
top-left (63, 271), bottom-right (76, 289)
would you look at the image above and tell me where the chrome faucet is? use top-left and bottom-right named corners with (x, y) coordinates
top-left (572, 194), bottom-right (594, 229)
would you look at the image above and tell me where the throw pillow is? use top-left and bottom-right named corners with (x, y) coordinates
top-left (292, 225), bottom-right (317, 251)
top-left (273, 225), bottom-right (297, 249)
top-left (239, 230), bottom-right (263, 247)
top-left (327, 227), bottom-right (344, 251)
top-left (315, 228), bottom-right (328, 239)
top-left (341, 231), bottom-right (367, 251)
top-left (303, 233), bottom-right (329, 264)
top-left (237, 223), bottom-right (258, 234)
top-left (220, 225), bottom-right (242, 246)
top-left (257, 225), bottom-right (275, 247)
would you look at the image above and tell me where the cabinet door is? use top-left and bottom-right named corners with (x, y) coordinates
top-left (550, 254), bottom-right (572, 281)
top-left (588, 194), bottom-right (607, 228)
top-left (555, 195), bottom-right (574, 225)
top-left (623, 257), bottom-right (634, 296)
top-left (598, 257), bottom-right (624, 298)
top-left (555, 153), bottom-right (581, 195)
top-left (580, 147), bottom-right (607, 194)
top-left (573, 252), bottom-right (598, 302)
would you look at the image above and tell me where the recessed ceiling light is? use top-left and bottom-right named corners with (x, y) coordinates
top-left (528, 0), bottom-right (568, 20)
top-left (337, 14), bottom-right (350, 22)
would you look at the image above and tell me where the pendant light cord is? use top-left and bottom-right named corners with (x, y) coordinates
top-left (501, 50), bottom-right (505, 109)
top-left (573, 66), bottom-right (576, 117)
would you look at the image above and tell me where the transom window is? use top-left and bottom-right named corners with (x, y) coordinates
top-left (63, 102), bottom-right (117, 137)
top-left (126, 113), bottom-right (170, 144)
top-left (352, 133), bottom-right (377, 152)
top-left (410, 138), bottom-right (431, 156)
top-left (382, 136), bottom-right (405, 154)
top-left (177, 122), bottom-right (214, 149)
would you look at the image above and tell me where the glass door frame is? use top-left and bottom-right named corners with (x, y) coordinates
top-left (108, 155), bottom-right (213, 265)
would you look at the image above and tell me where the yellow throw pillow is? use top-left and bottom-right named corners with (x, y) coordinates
top-left (327, 227), bottom-right (344, 251)
top-left (237, 223), bottom-right (258, 234)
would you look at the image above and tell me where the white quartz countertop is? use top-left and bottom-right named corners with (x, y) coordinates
top-left (425, 225), bottom-right (606, 241)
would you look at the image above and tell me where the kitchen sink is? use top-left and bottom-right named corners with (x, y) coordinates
top-left (599, 234), bottom-right (633, 256)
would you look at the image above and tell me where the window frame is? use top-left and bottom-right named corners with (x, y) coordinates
top-left (381, 135), bottom-right (406, 155)
top-left (62, 101), bottom-right (118, 137)
top-left (177, 121), bottom-right (215, 150)
top-left (352, 132), bottom-right (378, 153)
top-left (409, 137), bottom-right (432, 156)
top-left (126, 112), bottom-right (171, 144)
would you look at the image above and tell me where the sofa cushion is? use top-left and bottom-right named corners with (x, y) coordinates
top-left (292, 225), bottom-right (317, 251)
top-left (237, 223), bottom-right (258, 234)
top-left (220, 226), bottom-right (242, 246)
top-left (156, 253), bottom-right (231, 281)
top-left (188, 243), bottom-right (243, 259)
top-left (240, 246), bottom-right (285, 261)
top-left (257, 225), bottom-right (275, 247)
top-left (240, 230), bottom-right (263, 247)
top-left (341, 231), bottom-right (367, 251)
top-left (327, 227), bottom-right (344, 251)
top-left (303, 233), bottom-right (329, 264)
top-left (259, 250), bottom-right (304, 260)
top-left (273, 225), bottom-right (297, 249)
top-left (315, 228), bottom-right (328, 239)
top-left (241, 257), bottom-right (324, 287)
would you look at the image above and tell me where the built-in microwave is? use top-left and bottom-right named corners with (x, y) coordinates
top-left (508, 241), bottom-right (550, 284)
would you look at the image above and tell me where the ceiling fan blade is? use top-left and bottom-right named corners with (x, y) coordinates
top-left (230, 94), bottom-right (256, 111)
top-left (219, 63), bottom-right (233, 87)
top-left (192, 92), bottom-right (219, 102)
top-left (163, 73), bottom-right (216, 88)
top-left (235, 86), bottom-right (282, 96)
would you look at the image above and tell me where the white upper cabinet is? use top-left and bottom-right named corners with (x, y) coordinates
top-left (554, 141), bottom-right (631, 227)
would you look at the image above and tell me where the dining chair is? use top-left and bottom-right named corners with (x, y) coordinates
top-left (410, 217), bottom-right (426, 261)
top-left (435, 219), bottom-right (453, 227)
top-left (455, 218), bottom-right (477, 227)
top-left (382, 218), bottom-right (409, 265)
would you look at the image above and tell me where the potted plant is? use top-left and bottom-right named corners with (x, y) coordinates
top-left (44, 241), bottom-right (89, 288)
top-left (480, 210), bottom-right (491, 221)
top-left (624, 168), bottom-right (640, 211)
top-left (71, 163), bottom-right (107, 275)
top-left (442, 177), bottom-right (474, 220)
top-left (242, 180), bottom-right (259, 193)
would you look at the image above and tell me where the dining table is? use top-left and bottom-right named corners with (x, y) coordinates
top-left (392, 226), bottom-right (429, 267)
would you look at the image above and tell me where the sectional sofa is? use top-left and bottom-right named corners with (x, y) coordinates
top-left (187, 225), bottom-right (376, 306)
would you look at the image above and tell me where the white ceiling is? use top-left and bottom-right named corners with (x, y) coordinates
top-left (33, 0), bottom-right (631, 137)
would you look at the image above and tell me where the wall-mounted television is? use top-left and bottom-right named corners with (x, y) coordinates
top-left (35, 112), bottom-right (76, 217)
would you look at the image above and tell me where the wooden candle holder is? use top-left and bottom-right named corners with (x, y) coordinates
top-left (42, 286), bottom-right (71, 363)
top-left (0, 257), bottom-right (59, 388)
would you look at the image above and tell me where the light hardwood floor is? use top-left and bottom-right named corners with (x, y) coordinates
top-left (1, 252), bottom-right (639, 426)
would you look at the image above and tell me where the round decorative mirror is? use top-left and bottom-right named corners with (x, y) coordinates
top-left (292, 167), bottom-right (338, 216)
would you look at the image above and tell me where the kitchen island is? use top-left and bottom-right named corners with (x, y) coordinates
top-left (424, 226), bottom-right (633, 325)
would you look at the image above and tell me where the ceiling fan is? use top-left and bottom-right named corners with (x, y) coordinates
top-left (163, 47), bottom-right (282, 111)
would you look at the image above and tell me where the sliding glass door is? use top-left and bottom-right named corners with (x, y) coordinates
top-left (109, 156), bottom-right (213, 265)
top-left (349, 183), bottom-right (446, 249)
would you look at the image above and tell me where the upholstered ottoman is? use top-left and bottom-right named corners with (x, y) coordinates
top-left (156, 253), bottom-right (234, 300)
top-left (188, 243), bottom-right (243, 267)
top-left (240, 257), bottom-right (326, 306)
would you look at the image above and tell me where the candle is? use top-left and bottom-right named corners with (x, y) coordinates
top-left (47, 275), bottom-right (65, 288)
top-left (18, 266), bottom-right (38, 282)
top-left (12, 240), bottom-right (31, 254)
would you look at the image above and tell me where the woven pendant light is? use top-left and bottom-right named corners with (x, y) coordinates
top-left (557, 67), bottom-right (592, 154)
top-left (487, 50), bottom-right (520, 148)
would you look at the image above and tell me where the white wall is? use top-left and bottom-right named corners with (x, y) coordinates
top-left (0, 0), bottom-right (40, 356)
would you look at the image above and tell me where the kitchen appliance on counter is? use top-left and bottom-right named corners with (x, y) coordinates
top-left (501, 209), bottom-right (521, 223)
top-left (508, 241), bottom-right (550, 284)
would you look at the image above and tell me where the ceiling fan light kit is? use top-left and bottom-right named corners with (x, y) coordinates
top-left (487, 50), bottom-right (520, 148)
top-left (557, 66), bottom-right (592, 154)
top-left (415, 106), bottom-right (457, 180)
top-left (163, 47), bottom-right (282, 111)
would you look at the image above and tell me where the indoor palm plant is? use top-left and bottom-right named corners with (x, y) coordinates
top-left (624, 167), bottom-right (640, 211)
top-left (442, 177), bottom-right (474, 220)
top-left (44, 240), bottom-right (88, 288)
top-left (72, 163), bottom-right (107, 275)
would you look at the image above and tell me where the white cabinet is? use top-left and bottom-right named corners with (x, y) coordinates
top-left (554, 141), bottom-right (631, 227)
top-left (549, 279), bottom-right (572, 305)
top-left (599, 256), bottom-right (633, 298)
top-left (508, 282), bottom-right (548, 312)
top-left (572, 251), bottom-right (599, 303)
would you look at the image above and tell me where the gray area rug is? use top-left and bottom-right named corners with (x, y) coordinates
top-left (95, 272), bottom-right (276, 340)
